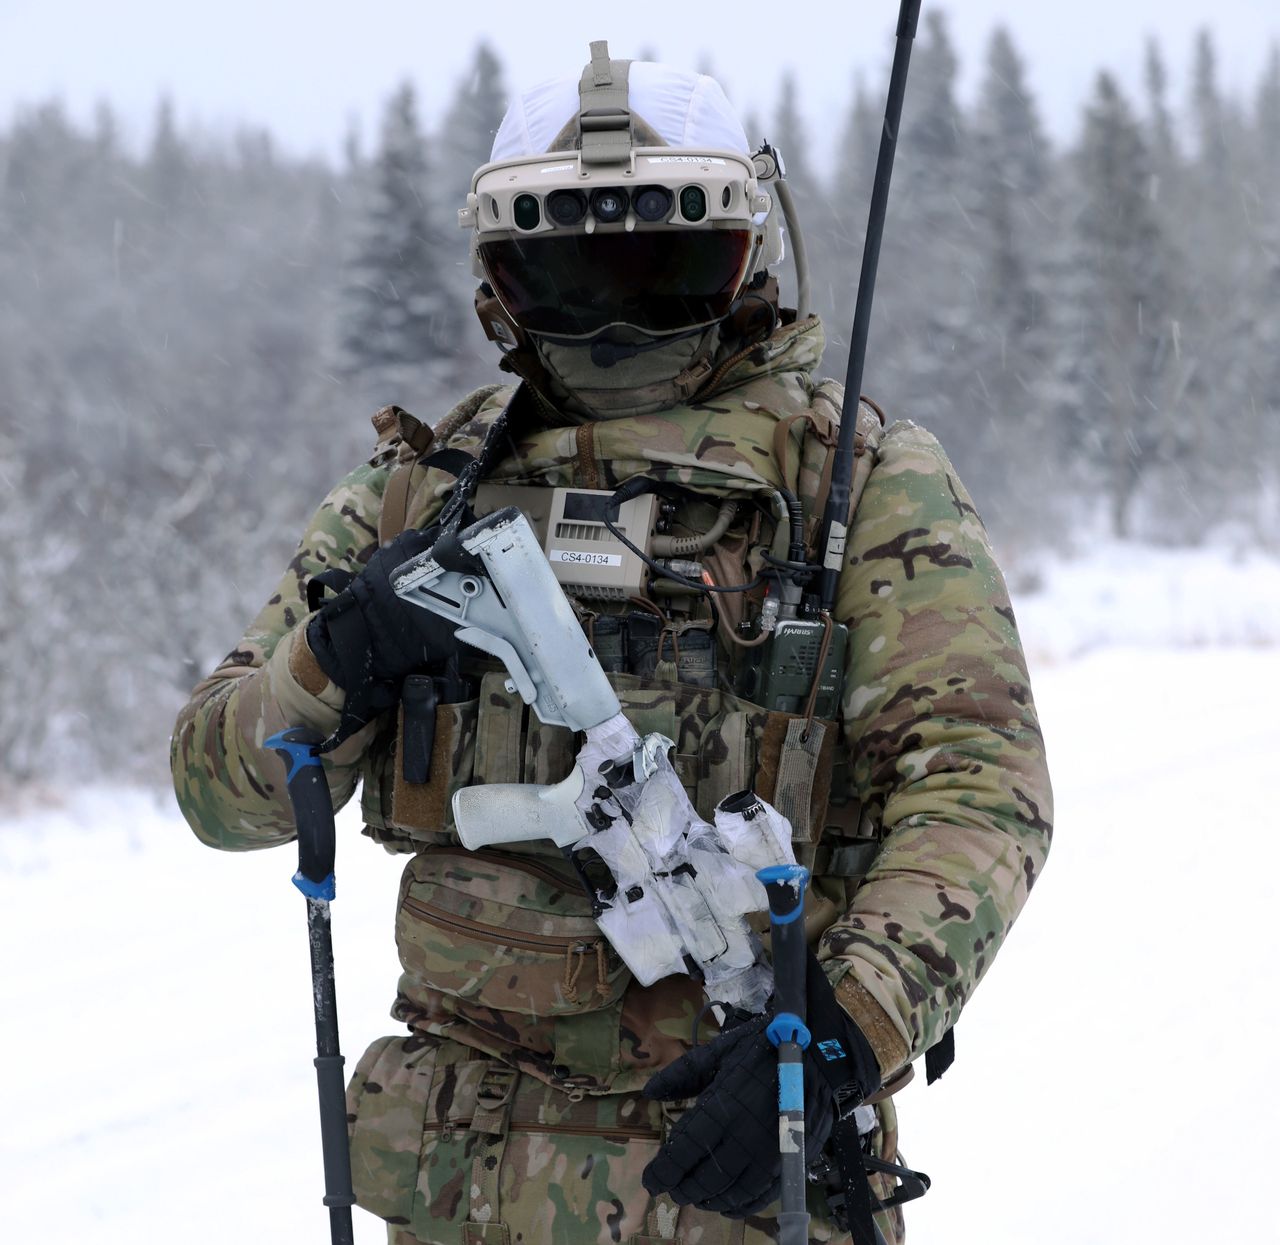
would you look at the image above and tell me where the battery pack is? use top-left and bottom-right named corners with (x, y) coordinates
top-left (474, 484), bottom-right (657, 599)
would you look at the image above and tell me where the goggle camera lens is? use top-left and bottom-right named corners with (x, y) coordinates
top-left (679, 186), bottom-right (707, 223)
top-left (590, 188), bottom-right (629, 224)
top-left (513, 193), bottom-right (541, 231)
top-left (547, 189), bottom-right (587, 227)
top-left (633, 186), bottom-right (674, 223)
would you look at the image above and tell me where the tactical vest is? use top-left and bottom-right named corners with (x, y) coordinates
top-left (356, 319), bottom-right (886, 1095)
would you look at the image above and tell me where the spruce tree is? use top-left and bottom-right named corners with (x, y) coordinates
top-left (870, 11), bottom-right (975, 453)
top-left (1143, 37), bottom-right (1179, 187)
top-left (436, 43), bottom-right (508, 386)
top-left (1256, 44), bottom-right (1280, 191)
top-left (964, 27), bottom-right (1053, 529)
top-left (438, 42), bottom-right (507, 220)
top-left (148, 95), bottom-right (190, 216)
top-left (1059, 73), bottom-right (1187, 538)
top-left (1181, 30), bottom-right (1259, 528)
top-left (1191, 29), bottom-right (1230, 183)
top-left (341, 81), bottom-right (459, 405)
top-left (896, 10), bottom-right (964, 219)
top-left (771, 74), bottom-right (836, 330)
top-left (820, 76), bottom-right (881, 359)
top-left (1238, 46), bottom-right (1280, 537)
top-left (832, 75), bottom-right (879, 213)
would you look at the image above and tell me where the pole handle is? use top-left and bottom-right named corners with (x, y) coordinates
top-left (267, 727), bottom-right (337, 900)
top-left (759, 863), bottom-right (810, 1035)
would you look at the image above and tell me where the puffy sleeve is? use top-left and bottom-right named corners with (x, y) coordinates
top-left (169, 460), bottom-right (390, 851)
top-left (820, 420), bottom-right (1052, 1076)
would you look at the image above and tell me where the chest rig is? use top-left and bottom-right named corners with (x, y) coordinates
top-left (358, 320), bottom-right (887, 1092)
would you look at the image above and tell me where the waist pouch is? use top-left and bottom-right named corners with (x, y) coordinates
top-left (349, 1033), bottom-right (896, 1245)
top-left (396, 846), bottom-right (628, 1019)
top-left (393, 844), bottom-right (707, 1094)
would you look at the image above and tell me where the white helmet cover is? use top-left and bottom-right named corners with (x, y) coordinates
top-left (491, 60), bottom-right (750, 161)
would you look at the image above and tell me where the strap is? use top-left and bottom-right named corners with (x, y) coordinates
top-left (639, 1193), bottom-right (682, 1244)
top-left (773, 718), bottom-right (825, 843)
top-left (808, 391), bottom-right (885, 560)
top-left (467, 1062), bottom-right (518, 1239)
top-left (772, 410), bottom-right (832, 495)
top-left (378, 461), bottom-right (417, 545)
top-left (305, 568), bottom-right (355, 613)
top-left (831, 1114), bottom-right (881, 1245)
top-left (578, 41), bottom-right (633, 165)
top-left (437, 392), bottom-right (517, 531)
top-left (813, 839), bottom-right (882, 879)
top-left (421, 447), bottom-right (479, 477)
top-left (925, 1027), bottom-right (955, 1084)
top-left (400, 675), bottom-right (437, 785)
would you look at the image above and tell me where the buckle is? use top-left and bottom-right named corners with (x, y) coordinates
top-left (475, 1063), bottom-right (517, 1111)
top-left (580, 108), bottom-right (630, 132)
top-left (833, 1082), bottom-right (865, 1122)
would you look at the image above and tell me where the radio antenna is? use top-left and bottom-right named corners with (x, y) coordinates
top-left (817, 0), bottom-right (922, 610)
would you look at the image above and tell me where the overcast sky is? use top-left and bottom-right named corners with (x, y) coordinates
top-left (2, 0), bottom-right (1277, 166)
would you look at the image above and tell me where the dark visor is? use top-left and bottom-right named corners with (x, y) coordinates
top-left (478, 228), bottom-right (755, 338)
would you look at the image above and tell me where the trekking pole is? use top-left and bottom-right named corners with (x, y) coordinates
top-left (758, 863), bottom-right (813, 1245)
top-left (266, 727), bottom-right (356, 1245)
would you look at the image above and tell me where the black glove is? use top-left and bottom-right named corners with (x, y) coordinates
top-left (305, 527), bottom-right (456, 740)
top-left (641, 954), bottom-right (881, 1218)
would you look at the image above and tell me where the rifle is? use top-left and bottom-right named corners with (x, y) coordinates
top-left (392, 505), bottom-right (799, 1015)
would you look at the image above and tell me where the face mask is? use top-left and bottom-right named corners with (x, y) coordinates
top-left (534, 326), bottom-right (721, 419)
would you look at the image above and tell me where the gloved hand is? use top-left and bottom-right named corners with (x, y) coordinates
top-left (642, 953), bottom-right (881, 1217)
top-left (305, 527), bottom-right (456, 737)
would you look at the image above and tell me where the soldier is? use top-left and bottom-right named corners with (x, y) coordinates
top-left (172, 45), bottom-right (1051, 1245)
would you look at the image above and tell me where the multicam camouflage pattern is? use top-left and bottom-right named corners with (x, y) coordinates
top-left (349, 1034), bottom-right (905, 1245)
top-left (396, 319), bottom-right (840, 541)
top-left (820, 423), bottom-right (1051, 1072)
top-left (171, 313), bottom-right (1050, 1238)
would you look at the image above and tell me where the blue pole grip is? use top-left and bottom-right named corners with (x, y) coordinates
top-left (267, 727), bottom-right (337, 895)
top-left (759, 863), bottom-right (811, 1046)
top-left (757, 863), bottom-right (811, 923)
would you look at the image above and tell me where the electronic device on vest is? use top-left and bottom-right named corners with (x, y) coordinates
top-left (466, 477), bottom-right (845, 719)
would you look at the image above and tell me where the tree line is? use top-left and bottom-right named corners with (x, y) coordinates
top-left (1, 17), bottom-right (1276, 784)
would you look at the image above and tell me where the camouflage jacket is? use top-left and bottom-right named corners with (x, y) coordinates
top-left (172, 318), bottom-right (1052, 1093)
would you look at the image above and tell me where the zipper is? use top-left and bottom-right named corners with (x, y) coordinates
top-left (422, 1119), bottom-right (660, 1142)
top-left (576, 422), bottom-right (601, 491)
top-left (426, 846), bottom-right (578, 894)
top-left (402, 895), bottom-right (600, 954)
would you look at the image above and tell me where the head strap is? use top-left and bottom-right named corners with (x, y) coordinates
top-left (577, 40), bottom-right (633, 164)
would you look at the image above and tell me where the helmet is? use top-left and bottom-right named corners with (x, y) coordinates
top-left (459, 42), bottom-right (784, 359)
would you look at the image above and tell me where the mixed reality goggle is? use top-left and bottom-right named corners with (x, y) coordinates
top-left (460, 147), bottom-right (782, 341)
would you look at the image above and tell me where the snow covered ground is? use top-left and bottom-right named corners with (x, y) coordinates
top-left (3, 542), bottom-right (1279, 1243)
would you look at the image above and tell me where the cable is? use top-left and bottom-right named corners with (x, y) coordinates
top-left (602, 509), bottom-right (765, 596)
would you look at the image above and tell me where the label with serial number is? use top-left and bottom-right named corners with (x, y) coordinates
top-left (549, 549), bottom-right (623, 567)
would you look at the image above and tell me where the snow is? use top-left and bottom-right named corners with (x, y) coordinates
top-left (3, 544), bottom-right (1279, 1243)
top-left (1008, 539), bottom-right (1280, 664)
